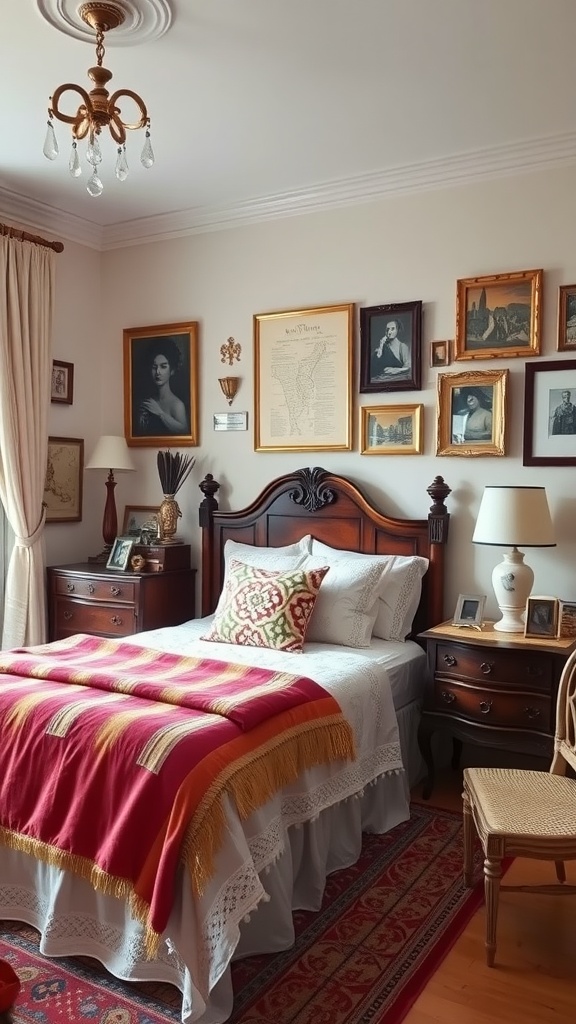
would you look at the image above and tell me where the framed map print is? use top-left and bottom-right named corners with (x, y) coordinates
top-left (43, 436), bottom-right (84, 523)
top-left (254, 303), bottom-right (354, 452)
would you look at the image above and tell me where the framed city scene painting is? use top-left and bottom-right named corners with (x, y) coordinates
top-left (557, 284), bottom-right (576, 351)
top-left (523, 359), bottom-right (576, 466)
top-left (436, 369), bottom-right (508, 457)
top-left (455, 268), bottom-right (542, 360)
top-left (360, 403), bottom-right (423, 455)
top-left (123, 321), bottom-right (199, 448)
top-left (360, 300), bottom-right (422, 393)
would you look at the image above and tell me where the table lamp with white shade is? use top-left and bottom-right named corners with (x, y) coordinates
top-left (472, 485), bottom-right (556, 633)
top-left (85, 435), bottom-right (136, 562)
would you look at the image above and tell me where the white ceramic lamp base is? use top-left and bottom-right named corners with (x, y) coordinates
top-left (492, 548), bottom-right (534, 633)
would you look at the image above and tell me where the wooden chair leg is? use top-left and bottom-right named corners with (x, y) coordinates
top-left (484, 856), bottom-right (502, 968)
top-left (462, 789), bottom-right (474, 887)
top-left (555, 860), bottom-right (566, 883)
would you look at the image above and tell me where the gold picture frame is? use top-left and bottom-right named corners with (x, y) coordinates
top-left (122, 504), bottom-right (160, 536)
top-left (557, 284), bottom-right (576, 351)
top-left (455, 268), bottom-right (542, 361)
top-left (254, 303), bottom-right (354, 452)
top-left (123, 321), bottom-right (199, 448)
top-left (43, 436), bottom-right (84, 523)
top-left (436, 369), bottom-right (508, 457)
top-left (360, 404), bottom-right (423, 455)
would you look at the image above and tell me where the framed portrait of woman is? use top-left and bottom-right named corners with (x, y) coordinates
top-left (123, 322), bottom-right (199, 447)
top-left (436, 368), bottom-right (508, 457)
top-left (359, 300), bottom-right (422, 393)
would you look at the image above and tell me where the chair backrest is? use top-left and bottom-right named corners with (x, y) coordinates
top-left (551, 647), bottom-right (576, 776)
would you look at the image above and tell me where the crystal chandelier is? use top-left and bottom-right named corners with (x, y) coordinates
top-left (43, 2), bottom-right (154, 197)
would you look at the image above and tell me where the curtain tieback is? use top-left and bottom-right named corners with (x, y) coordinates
top-left (15, 510), bottom-right (46, 549)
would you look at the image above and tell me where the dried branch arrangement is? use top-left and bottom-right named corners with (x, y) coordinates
top-left (156, 451), bottom-right (195, 495)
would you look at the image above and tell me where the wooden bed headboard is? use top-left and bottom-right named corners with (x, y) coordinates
top-left (198, 468), bottom-right (450, 637)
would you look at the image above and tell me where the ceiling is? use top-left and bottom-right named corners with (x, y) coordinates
top-left (3, 0), bottom-right (576, 250)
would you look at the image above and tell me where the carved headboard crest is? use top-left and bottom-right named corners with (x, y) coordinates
top-left (288, 467), bottom-right (336, 513)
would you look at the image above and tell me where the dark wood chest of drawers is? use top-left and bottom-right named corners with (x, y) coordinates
top-left (417, 621), bottom-right (576, 798)
top-left (48, 562), bottom-right (196, 641)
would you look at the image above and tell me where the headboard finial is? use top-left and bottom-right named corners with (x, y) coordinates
top-left (289, 467), bottom-right (336, 513)
top-left (427, 475), bottom-right (451, 544)
top-left (198, 473), bottom-right (220, 527)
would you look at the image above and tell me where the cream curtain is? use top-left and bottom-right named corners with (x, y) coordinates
top-left (0, 234), bottom-right (55, 647)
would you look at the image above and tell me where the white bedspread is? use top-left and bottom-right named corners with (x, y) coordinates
top-left (0, 621), bottom-right (416, 1024)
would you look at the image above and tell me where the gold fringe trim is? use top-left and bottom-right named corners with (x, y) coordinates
top-left (182, 717), bottom-right (355, 897)
top-left (0, 826), bottom-right (161, 958)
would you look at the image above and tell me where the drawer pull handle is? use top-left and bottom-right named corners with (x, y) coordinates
top-left (440, 690), bottom-right (456, 704)
top-left (111, 615), bottom-right (123, 626)
top-left (110, 587), bottom-right (121, 597)
top-left (63, 611), bottom-right (73, 621)
top-left (443, 654), bottom-right (456, 667)
top-left (480, 661), bottom-right (494, 675)
top-left (66, 583), bottom-right (75, 593)
top-left (88, 584), bottom-right (95, 594)
top-left (525, 706), bottom-right (541, 720)
top-left (479, 700), bottom-right (492, 715)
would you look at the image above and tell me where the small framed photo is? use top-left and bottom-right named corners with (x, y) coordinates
top-left (51, 360), bottom-right (74, 404)
top-left (453, 594), bottom-right (486, 628)
top-left (430, 340), bottom-right (451, 368)
top-left (122, 504), bottom-right (160, 537)
top-left (106, 536), bottom-right (136, 572)
top-left (436, 368), bottom-right (508, 457)
top-left (524, 596), bottom-right (559, 639)
top-left (455, 268), bottom-right (542, 360)
top-left (558, 601), bottom-right (576, 639)
top-left (360, 404), bottom-right (423, 455)
top-left (360, 300), bottom-right (422, 393)
top-left (557, 285), bottom-right (576, 351)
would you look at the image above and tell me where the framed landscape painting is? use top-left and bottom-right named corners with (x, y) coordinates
top-left (455, 269), bottom-right (542, 360)
top-left (359, 300), bottom-right (422, 393)
top-left (360, 404), bottom-right (423, 455)
top-left (43, 436), bottom-right (84, 523)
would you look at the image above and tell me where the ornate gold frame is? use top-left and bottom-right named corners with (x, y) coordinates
top-left (254, 303), bottom-right (354, 452)
top-left (360, 404), bottom-right (423, 455)
top-left (436, 369), bottom-right (508, 457)
top-left (123, 321), bottom-right (199, 448)
top-left (455, 269), bottom-right (542, 360)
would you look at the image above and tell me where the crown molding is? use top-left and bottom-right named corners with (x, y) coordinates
top-left (2, 131), bottom-right (576, 252)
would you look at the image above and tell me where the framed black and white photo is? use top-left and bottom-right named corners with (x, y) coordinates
top-left (51, 360), bottom-right (74, 404)
top-left (524, 596), bottom-right (559, 639)
top-left (123, 322), bottom-right (199, 448)
top-left (106, 536), bottom-right (136, 572)
top-left (453, 594), bottom-right (486, 628)
top-left (436, 369), bottom-right (508, 457)
top-left (523, 359), bottom-right (576, 466)
top-left (360, 300), bottom-right (422, 393)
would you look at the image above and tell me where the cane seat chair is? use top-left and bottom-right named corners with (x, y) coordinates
top-left (462, 646), bottom-right (576, 967)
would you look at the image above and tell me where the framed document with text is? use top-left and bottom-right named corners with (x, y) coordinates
top-left (254, 303), bottom-right (354, 452)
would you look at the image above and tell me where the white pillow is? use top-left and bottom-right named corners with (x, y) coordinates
top-left (301, 554), bottom-right (384, 648)
top-left (310, 540), bottom-right (428, 642)
top-left (224, 535), bottom-right (312, 571)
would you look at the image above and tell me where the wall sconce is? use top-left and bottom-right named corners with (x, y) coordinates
top-left (219, 377), bottom-right (240, 406)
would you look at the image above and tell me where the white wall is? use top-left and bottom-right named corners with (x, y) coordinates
top-left (45, 163), bottom-right (576, 619)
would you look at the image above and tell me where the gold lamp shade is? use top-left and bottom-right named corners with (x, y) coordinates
top-left (219, 376), bottom-right (240, 406)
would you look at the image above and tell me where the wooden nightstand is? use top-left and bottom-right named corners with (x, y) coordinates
top-left (417, 620), bottom-right (576, 799)
top-left (47, 563), bottom-right (196, 641)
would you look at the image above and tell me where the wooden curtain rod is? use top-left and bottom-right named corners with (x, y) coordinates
top-left (0, 222), bottom-right (64, 253)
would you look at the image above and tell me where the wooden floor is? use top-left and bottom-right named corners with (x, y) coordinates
top-left (406, 769), bottom-right (576, 1023)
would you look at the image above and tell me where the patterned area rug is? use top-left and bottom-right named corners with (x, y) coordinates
top-left (0, 804), bottom-right (488, 1024)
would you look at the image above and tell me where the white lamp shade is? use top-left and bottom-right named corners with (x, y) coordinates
top-left (472, 486), bottom-right (555, 548)
top-left (85, 435), bottom-right (136, 473)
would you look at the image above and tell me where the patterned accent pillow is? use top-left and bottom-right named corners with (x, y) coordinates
top-left (201, 559), bottom-right (329, 653)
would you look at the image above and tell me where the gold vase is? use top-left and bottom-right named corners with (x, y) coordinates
top-left (158, 494), bottom-right (181, 543)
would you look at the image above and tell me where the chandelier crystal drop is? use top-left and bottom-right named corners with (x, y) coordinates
top-left (43, 2), bottom-right (154, 197)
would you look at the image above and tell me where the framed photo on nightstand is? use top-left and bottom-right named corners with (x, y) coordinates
top-left (453, 594), bottom-right (486, 629)
top-left (524, 596), bottom-right (559, 639)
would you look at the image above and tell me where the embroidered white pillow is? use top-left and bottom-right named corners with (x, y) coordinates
top-left (301, 554), bottom-right (385, 648)
top-left (310, 540), bottom-right (428, 642)
top-left (224, 535), bottom-right (312, 571)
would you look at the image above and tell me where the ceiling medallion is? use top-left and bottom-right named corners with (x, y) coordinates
top-left (34, 0), bottom-right (172, 45)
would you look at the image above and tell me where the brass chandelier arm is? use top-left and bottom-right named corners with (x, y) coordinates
top-left (108, 89), bottom-right (149, 131)
top-left (50, 83), bottom-right (94, 126)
